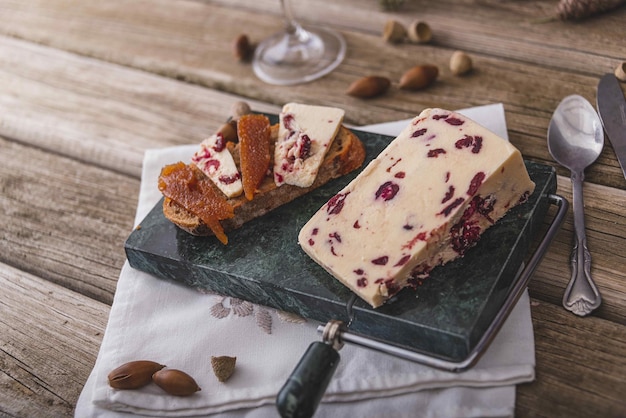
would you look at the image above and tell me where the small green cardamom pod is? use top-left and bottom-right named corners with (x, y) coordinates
top-left (107, 360), bottom-right (166, 390)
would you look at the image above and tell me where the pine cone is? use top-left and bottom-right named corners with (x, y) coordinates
top-left (556, 0), bottom-right (625, 20)
top-left (380, 0), bottom-right (405, 11)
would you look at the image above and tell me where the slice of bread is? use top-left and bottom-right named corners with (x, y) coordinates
top-left (163, 124), bottom-right (366, 237)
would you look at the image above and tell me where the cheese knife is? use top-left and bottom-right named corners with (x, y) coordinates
top-left (597, 73), bottom-right (626, 180)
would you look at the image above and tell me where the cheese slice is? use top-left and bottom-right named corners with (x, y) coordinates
top-left (191, 133), bottom-right (243, 198)
top-left (298, 108), bottom-right (536, 308)
top-left (274, 103), bottom-right (345, 187)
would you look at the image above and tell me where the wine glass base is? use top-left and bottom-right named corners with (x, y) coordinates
top-left (252, 26), bottom-right (346, 86)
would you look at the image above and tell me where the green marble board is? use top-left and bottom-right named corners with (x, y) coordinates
top-left (125, 125), bottom-right (557, 363)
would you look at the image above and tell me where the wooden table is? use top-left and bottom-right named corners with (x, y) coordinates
top-left (1, 1), bottom-right (625, 416)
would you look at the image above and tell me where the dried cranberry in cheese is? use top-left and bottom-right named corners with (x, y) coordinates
top-left (274, 103), bottom-right (344, 188)
top-left (191, 133), bottom-right (243, 198)
top-left (298, 108), bottom-right (535, 308)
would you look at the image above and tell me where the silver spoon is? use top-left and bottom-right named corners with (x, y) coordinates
top-left (547, 95), bottom-right (603, 316)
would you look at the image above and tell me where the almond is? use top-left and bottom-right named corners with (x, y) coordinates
top-left (217, 121), bottom-right (237, 142)
top-left (152, 369), bottom-right (201, 396)
top-left (346, 76), bottom-right (391, 98)
top-left (399, 65), bottom-right (439, 90)
top-left (233, 34), bottom-right (253, 61)
top-left (107, 360), bottom-right (165, 390)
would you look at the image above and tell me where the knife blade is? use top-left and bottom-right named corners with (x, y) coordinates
top-left (597, 73), bottom-right (626, 180)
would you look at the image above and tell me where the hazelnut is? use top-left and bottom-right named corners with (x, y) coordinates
top-left (407, 21), bottom-right (432, 44)
top-left (382, 20), bottom-right (407, 44)
top-left (230, 101), bottom-right (252, 121)
top-left (450, 51), bottom-right (473, 76)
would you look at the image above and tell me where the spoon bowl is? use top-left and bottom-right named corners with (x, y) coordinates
top-left (547, 94), bottom-right (603, 316)
top-left (548, 95), bottom-right (604, 172)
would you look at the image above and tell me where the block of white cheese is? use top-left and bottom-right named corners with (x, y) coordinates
top-left (274, 103), bottom-right (345, 187)
top-left (191, 133), bottom-right (243, 198)
top-left (298, 108), bottom-right (536, 308)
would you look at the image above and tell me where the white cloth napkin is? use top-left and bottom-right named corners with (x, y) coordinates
top-left (76, 104), bottom-right (535, 418)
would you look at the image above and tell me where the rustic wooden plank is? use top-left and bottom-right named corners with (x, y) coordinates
top-left (0, 262), bottom-right (108, 417)
top-left (4, 0), bottom-right (624, 74)
top-left (0, 36), bottom-right (279, 178)
top-left (517, 298), bottom-right (626, 417)
top-left (1, 1), bottom-right (624, 189)
top-left (220, 0), bottom-right (626, 69)
top-left (0, 136), bottom-right (136, 304)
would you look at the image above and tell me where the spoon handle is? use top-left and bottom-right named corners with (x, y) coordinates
top-left (564, 171), bottom-right (602, 316)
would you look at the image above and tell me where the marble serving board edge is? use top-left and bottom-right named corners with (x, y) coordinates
top-left (125, 126), bottom-right (557, 363)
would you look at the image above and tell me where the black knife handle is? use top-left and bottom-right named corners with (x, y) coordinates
top-left (276, 341), bottom-right (340, 418)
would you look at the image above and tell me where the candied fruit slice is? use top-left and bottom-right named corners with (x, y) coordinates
top-left (238, 114), bottom-right (271, 200)
top-left (158, 162), bottom-right (234, 244)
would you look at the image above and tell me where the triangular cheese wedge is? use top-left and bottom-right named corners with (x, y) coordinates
top-left (191, 133), bottom-right (243, 198)
top-left (298, 108), bottom-right (535, 308)
top-left (274, 103), bottom-right (345, 188)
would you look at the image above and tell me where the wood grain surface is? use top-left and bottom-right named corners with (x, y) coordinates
top-left (1, 0), bottom-right (625, 416)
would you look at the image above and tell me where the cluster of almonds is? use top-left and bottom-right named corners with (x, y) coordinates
top-left (346, 56), bottom-right (472, 99)
top-left (108, 357), bottom-right (237, 397)
top-left (346, 20), bottom-right (473, 99)
top-left (107, 361), bottom-right (200, 396)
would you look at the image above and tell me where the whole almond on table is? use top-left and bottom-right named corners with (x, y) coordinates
top-left (152, 369), bottom-right (201, 396)
top-left (346, 76), bottom-right (391, 98)
top-left (233, 34), bottom-right (253, 61)
top-left (107, 360), bottom-right (165, 390)
top-left (399, 65), bottom-right (439, 90)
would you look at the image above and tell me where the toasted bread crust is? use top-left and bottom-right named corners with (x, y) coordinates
top-left (163, 125), bottom-right (365, 236)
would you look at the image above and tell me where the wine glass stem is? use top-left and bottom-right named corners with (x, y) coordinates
top-left (280, 0), bottom-right (303, 37)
